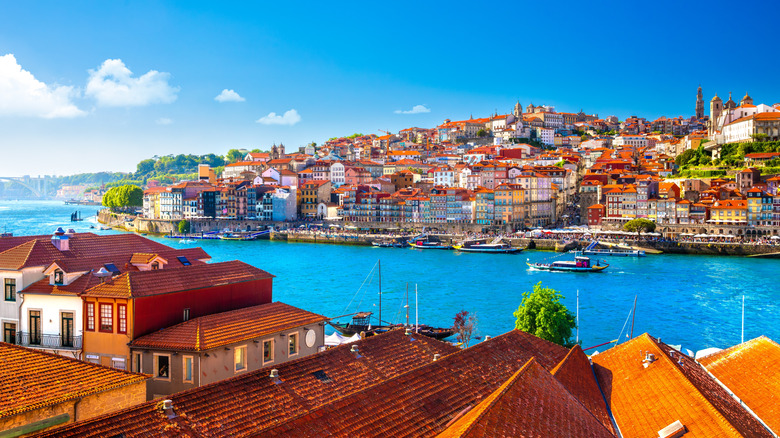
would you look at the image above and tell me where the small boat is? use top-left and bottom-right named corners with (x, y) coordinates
top-left (99, 226), bottom-right (111, 231)
top-left (527, 255), bottom-right (608, 272)
top-left (583, 248), bottom-right (645, 257)
top-left (371, 238), bottom-right (407, 248)
top-left (409, 234), bottom-right (452, 250)
top-left (454, 237), bottom-right (522, 254)
top-left (219, 232), bottom-right (256, 241)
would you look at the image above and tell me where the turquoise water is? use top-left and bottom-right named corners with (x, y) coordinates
top-left (1, 200), bottom-right (778, 352)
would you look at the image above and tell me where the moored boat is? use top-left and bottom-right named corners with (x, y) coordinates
top-left (583, 248), bottom-right (645, 257)
top-left (454, 237), bottom-right (521, 254)
top-left (409, 234), bottom-right (452, 249)
top-left (371, 237), bottom-right (407, 248)
top-left (527, 255), bottom-right (608, 272)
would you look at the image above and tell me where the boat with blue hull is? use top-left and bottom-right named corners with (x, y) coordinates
top-left (409, 234), bottom-right (452, 250)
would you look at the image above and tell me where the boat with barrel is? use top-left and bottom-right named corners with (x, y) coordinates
top-left (581, 240), bottom-right (645, 257)
top-left (454, 237), bottom-right (522, 254)
top-left (409, 234), bottom-right (452, 249)
top-left (329, 260), bottom-right (454, 339)
top-left (527, 255), bottom-right (608, 272)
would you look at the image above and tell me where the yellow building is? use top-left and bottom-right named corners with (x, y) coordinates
top-left (494, 183), bottom-right (525, 225)
top-left (710, 199), bottom-right (747, 224)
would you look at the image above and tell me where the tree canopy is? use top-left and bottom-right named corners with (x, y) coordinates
top-left (102, 184), bottom-right (143, 211)
top-left (513, 282), bottom-right (576, 347)
top-left (453, 310), bottom-right (477, 348)
top-left (225, 149), bottom-right (245, 164)
top-left (623, 218), bottom-right (656, 234)
top-left (178, 220), bottom-right (191, 234)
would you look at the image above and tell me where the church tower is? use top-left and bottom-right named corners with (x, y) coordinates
top-left (526, 103), bottom-right (535, 114)
top-left (709, 94), bottom-right (722, 137)
top-left (696, 86), bottom-right (704, 119)
top-left (514, 101), bottom-right (522, 117)
top-left (740, 92), bottom-right (753, 106)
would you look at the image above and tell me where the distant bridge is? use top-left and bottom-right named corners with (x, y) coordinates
top-left (0, 177), bottom-right (44, 198)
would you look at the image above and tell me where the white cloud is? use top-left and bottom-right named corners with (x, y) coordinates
top-left (85, 59), bottom-right (179, 107)
top-left (156, 117), bottom-right (173, 125)
top-left (256, 109), bottom-right (301, 126)
top-left (394, 104), bottom-right (430, 114)
top-left (215, 89), bottom-right (245, 102)
top-left (0, 54), bottom-right (85, 118)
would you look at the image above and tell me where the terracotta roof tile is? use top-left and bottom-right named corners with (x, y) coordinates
top-left (438, 358), bottom-right (615, 438)
top-left (0, 343), bottom-right (147, 419)
top-left (37, 328), bottom-right (460, 437)
top-left (258, 329), bottom-right (568, 437)
top-left (551, 345), bottom-right (615, 433)
top-left (130, 302), bottom-right (327, 351)
top-left (698, 336), bottom-right (780, 434)
top-left (81, 260), bottom-right (273, 298)
top-left (592, 333), bottom-right (772, 438)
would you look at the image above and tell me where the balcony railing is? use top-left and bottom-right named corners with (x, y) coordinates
top-left (16, 332), bottom-right (82, 349)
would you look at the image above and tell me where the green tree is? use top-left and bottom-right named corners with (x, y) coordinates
top-left (178, 220), bottom-right (191, 234)
top-left (102, 184), bottom-right (143, 211)
top-left (226, 149), bottom-right (245, 163)
top-left (623, 218), bottom-right (656, 235)
top-left (476, 129), bottom-right (487, 138)
top-left (513, 282), bottom-right (576, 347)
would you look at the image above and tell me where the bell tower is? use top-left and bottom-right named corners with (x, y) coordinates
top-left (709, 94), bottom-right (722, 137)
top-left (696, 85), bottom-right (704, 119)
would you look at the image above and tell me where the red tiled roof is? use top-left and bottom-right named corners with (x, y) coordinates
top-left (81, 260), bottom-right (273, 298)
top-left (698, 336), bottom-right (780, 434)
top-left (0, 343), bottom-right (147, 419)
top-left (130, 302), bottom-right (327, 351)
top-left (37, 328), bottom-right (460, 437)
top-left (592, 333), bottom-right (771, 438)
top-left (438, 357), bottom-right (615, 438)
top-left (258, 330), bottom-right (568, 437)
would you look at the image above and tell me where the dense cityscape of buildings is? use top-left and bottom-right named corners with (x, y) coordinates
top-left (132, 91), bottom-right (780, 237)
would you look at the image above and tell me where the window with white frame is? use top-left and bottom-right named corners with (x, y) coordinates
top-left (133, 352), bottom-right (143, 373)
top-left (263, 339), bottom-right (274, 365)
top-left (288, 333), bottom-right (299, 357)
top-left (154, 353), bottom-right (171, 380)
top-left (183, 356), bottom-right (194, 383)
top-left (234, 345), bottom-right (247, 373)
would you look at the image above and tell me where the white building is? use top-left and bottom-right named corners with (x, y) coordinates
top-left (330, 162), bottom-right (346, 187)
top-left (613, 135), bottom-right (648, 148)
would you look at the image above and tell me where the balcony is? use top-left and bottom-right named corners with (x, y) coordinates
top-left (16, 332), bottom-right (82, 350)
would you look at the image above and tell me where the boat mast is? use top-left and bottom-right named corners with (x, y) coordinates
top-left (742, 295), bottom-right (745, 344)
top-left (405, 283), bottom-right (409, 327)
top-left (415, 284), bottom-right (419, 333)
top-left (576, 289), bottom-right (579, 344)
top-left (629, 294), bottom-right (637, 339)
top-left (378, 259), bottom-right (382, 327)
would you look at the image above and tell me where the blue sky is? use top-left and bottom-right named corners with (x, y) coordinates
top-left (0, 1), bottom-right (777, 177)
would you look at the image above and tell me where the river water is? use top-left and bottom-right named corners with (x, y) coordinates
top-left (1, 200), bottom-right (777, 353)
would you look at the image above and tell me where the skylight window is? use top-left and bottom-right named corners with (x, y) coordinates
top-left (312, 370), bottom-right (332, 383)
top-left (177, 256), bottom-right (191, 266)
top-left (104, 263), bottom-right (121, 276)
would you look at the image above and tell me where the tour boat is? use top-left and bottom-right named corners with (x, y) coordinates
top-left (409, 234), bottom-right (452, 249)
top-left (583, 248), bottom-right (645, 257)
top-left (371, 238), bottom-right (407, 248)
top-left (454, 237), bottom-right (522, 254)
top-left (527, 255), bottom-right (608, 272)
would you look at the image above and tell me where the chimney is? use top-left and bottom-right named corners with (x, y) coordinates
top-left (160, 399), bottom-right (176, 419)
top-left (350, 345), bottom-right (359, 353)
top-left (269, 369), bottom-right (279, 378)
top-left (51, 234), bottom-right (69, 252)
top-left (484, 336), bottom-right (491, 341)
top-left (642, 352), bottom-right (656, 368)
top-left (405, 328), bottom-right (411, 336)
top-left (433, 354), bottom-right (441, 362)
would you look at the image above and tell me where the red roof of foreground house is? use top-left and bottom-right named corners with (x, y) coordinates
top-left (130, 302), bottom-right (327, 352)
top-left (437, 357), bottom-right (615, 438)
top-left (0, 343), bottom-right (147, 420)
top-left (698, 336), bottom-right (780, 434)
top-left (81, 260), bottom-right (273, 299)
top-left (592, 333), bottom-right (772, 438)
top-left (37, 329), bottom-right (460, 438)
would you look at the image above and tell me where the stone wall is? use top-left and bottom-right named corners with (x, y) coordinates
top-left (0, 380), bottom-right (146, 436)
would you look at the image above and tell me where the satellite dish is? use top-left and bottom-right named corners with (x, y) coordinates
top-left (305, 330), bottom-right (316, 348)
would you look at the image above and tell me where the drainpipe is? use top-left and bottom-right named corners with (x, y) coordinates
top-left (73, 397), bottom-right (83, 422)
top-left (18, 289), bottom-right (25, 341)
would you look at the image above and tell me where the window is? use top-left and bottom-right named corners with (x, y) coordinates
top-left (99, 303), bottom-right (113, 333)
top-left (29, 310), bottom-right (41, 345)
top-left (183, 356), bottom-right (194, 383)
top-left (117, 304), bottom-right (127, 334)
top-left (154, 354), bottom-right (170, 379)
top-left (151, 261), bottom-right (160, 270)
top-left (53, 270), bottom-right (64, 285)
top-left (85, 354), bottom-right (100, 364)
top-left (288, 333), bottom-right (299, 357)
top-left (234, 345), bottom-right (247, 373)
top-left (112, 357), bottom-right (126, 370)
top-left (177, 256), bottom-right (191, 266)
top-left (4, 279), bottom-right (16, 302)
top-left (263, 339), bottom-right (274, 365)
top-left (104, 263), bottom-right (121, 276)
top-left (133, 352), bottom-right (143, 373)
top-left (183, 308), bottom-right (190, 322)
top-left (3, 322), bottom-right (16, 344)
top-left (86, 303), bottom-right (95, 331)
